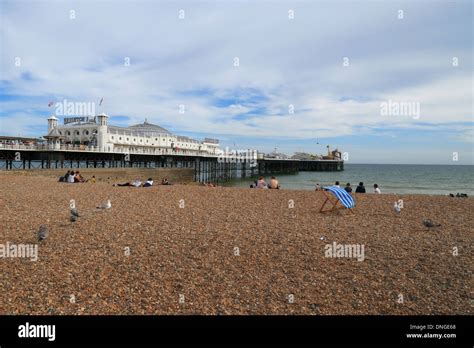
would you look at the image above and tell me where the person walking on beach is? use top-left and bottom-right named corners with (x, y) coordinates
top-left (355, 182), bottom-right (366, 193)
top-left (334, 181), bottom-right (340, 188)
top-left (373, 184), bottom-right (381, 194)
top-left (344, 183), bottom-right (352, 193)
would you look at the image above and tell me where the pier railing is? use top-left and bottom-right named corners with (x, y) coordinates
top-left (0, 143), bottom-right (220, 157)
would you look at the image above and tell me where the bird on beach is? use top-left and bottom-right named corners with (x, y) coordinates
top-left (70, 207), bottom-right (80, 217)
top-left (70, 214), bottom-right (77, 222)
top-left (422, 219), bottom-right (441, 228)
top-left (37, 225), bottom-right (49, 241)
top-left (393, 202), bottom-right (401, 214)
top-left (97, 200), bottom-right (111, 209)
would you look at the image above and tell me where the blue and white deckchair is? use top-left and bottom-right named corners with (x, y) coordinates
top-left (319, 186), bottom-right (355, 214)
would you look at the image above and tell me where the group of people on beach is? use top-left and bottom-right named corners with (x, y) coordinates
top-left (59, 170), bottom-right (95, 184)
top-left (315, 181), bottom-right (381, 194)
top-left (249, 176), bottom-right (280, 189)
top-left (248, 177), bottom-right (382, 193)
top-left (113, 177), bottom-right (171, 187)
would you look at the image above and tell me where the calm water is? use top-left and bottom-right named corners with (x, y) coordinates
top-left (227, 164), bottom-right (474, 195)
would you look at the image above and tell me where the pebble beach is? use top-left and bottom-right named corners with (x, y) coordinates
top-left (0, 174), bottom-right (472, 315)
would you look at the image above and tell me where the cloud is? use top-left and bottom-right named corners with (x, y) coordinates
top-left (0, 0), bottom-right (472, 164)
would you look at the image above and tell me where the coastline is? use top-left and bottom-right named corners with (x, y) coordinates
top-left (0, 175), bottom-right (471, 315)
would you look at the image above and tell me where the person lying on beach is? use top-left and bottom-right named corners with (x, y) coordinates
top-left (355, 182), bottom-right (366, 193)
top-left (269, 176), bottom-right (280, 189)
top-left (373, 184), bottom-right (381, 194)
top-left (143, 178), bottom-right (154, 187)
top-left (256, 176), bottom-right (268, 189)
top-left (161, 178), bottom-right (170, 185)
top-left (206, 182), bottom-right (216, 187)
top-left (59, 170), bottom-right (71, 182)
top-left (344, 183), bottom-right (352, 193)
top-left (114, 178), bottom-right (142, 187)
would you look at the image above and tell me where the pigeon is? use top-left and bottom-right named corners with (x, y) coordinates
top-left (37, 225), bottom-right (49, 241)
top-left (70, 208), bottom-right (80, 217)
top-left (70, 214), bottom-right (77, 222)
top-left (97, 200), bottom-right (111, 209)
top-left (393, 202), bottom-right (401, 214)
top-left (422, 219), bottom-right (441, 228)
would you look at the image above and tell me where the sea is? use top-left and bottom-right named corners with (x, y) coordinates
top-left (226, 164), bottom-right (474, 196)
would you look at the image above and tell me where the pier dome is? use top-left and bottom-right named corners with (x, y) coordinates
top-left (127, 119), bottom-right (170, 135)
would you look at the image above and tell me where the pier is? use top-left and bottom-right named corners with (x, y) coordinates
top-left (0, 145), bottom-right (343, 183)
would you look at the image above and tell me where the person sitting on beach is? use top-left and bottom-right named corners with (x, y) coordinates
top-left (161, 178), bottom-right (170, 185)
top-left (334, 181), bottom-right (340, 188)
top-left (315, 183), bottom-right (322, 191)
top-left (373, 184), bottom-right (381, 194)
top-left (74, 171), bottom-right (85, 183)
top-left (87, 175), bottom-right (96, 183)
top-left (143, 178), bottom-right (154, 187)
top-left (256, 176), bottom-right (267, 189)
top-left (344, 183), bottom-right (352, 193)
top-left (355, 182), bottom-right (366, 193)
top-left (67, 171), bottom-right (75, 183)
top-left (269, 176), bottom-right (280, 189)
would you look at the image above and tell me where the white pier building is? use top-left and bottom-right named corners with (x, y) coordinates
top-left (45, 113), bottom-right (220, 155)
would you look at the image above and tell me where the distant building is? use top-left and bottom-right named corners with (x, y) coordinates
top-left (265, 152), bottom-right (288, 159)
top-left (291, 152), bottom-right (319, 160)
top-left (45, 114), bottom-right (220, 155)
top-left (0, 136), bottom-right (43, 145)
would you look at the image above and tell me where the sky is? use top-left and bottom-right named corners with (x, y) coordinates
top-left (0, 0), bottom-right (472, 164)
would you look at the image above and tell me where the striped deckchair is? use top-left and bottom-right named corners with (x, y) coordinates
top-left (319, 186), bottom-right (355, 214)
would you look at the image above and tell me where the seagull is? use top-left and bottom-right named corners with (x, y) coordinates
top-left (37, 225), bottom-right (49, 241)
top-left (97, 200), bottom-right (112, 209)
top-left (422, 219), bottom-right (441, 228)
top-left (393, 202), bottom-right (401, 214)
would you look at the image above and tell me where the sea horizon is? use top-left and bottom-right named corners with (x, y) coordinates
top-left (227, 163), bottom-right (474, 196)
